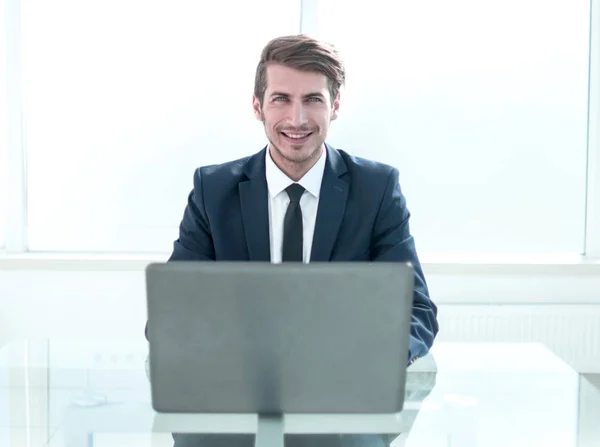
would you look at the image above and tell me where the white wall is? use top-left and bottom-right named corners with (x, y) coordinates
top-left (1, 260), bottom-right (599, 372)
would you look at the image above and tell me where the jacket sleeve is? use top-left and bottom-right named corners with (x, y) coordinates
top-left (168, 167), bottom-right (216, 262)
top-left (370, 168), bottom-right (439, 364)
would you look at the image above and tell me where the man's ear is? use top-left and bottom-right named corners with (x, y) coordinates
top-left (331, 91), bottom-right (340, 121)
top-left (252, 95), bottom-right (263, 121)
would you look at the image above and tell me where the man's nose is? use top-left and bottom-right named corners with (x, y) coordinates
top-left (288, 102), bottom-right (308, 128)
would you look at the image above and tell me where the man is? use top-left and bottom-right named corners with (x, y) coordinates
top-left (156, 34), bottom-right (439, 447)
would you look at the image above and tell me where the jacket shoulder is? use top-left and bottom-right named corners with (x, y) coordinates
top-left (196, 154), bottom-right (252, 181)
top-left (335, 148), bottom-right (397, 178)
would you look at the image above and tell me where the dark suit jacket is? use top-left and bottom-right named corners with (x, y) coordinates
top-left (151, 144), bottom-right (438, 363)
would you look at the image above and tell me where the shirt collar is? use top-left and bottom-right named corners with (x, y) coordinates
top-left (265, 145), bottom-right (326, 199)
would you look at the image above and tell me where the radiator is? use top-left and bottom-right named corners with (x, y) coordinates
top-left (436, 305), bottom-right (600, 373)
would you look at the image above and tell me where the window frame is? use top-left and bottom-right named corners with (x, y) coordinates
top-left (4, 0), bottom-right (27, 253)
top-left (584, 0), bottom-right (600, 259)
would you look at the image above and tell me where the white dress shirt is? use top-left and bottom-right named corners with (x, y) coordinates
top-left (265, 146), bottom-right (326, 263)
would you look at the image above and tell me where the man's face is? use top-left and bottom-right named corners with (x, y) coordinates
top-left (253, 64), bottom-right (340, 167)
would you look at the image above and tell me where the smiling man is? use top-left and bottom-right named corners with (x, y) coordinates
top-left (163, 34), bottom-right (439, 447)
top-left (253, 62), bottom-right (339, 182)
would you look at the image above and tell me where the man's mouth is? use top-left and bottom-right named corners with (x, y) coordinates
top-left (281, 131), bottom-right (313, 143)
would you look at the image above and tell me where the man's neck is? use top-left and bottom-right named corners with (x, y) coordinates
top-left (268, 145), bottom-right (324, 182)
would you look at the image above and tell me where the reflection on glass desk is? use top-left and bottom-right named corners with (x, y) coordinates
top-left (0, 339), bottom-right (598, 447)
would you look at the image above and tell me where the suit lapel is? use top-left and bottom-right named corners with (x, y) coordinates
top-left (310, 145), bottom-right (349, 262)
top-left (239, 149), bottom-right (271, 261)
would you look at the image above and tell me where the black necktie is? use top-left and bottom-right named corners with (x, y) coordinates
top-left (282, 183), bottom-right (305, 262)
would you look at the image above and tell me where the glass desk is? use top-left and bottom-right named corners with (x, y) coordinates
top-left (0, 339), bottom-right (598, 447)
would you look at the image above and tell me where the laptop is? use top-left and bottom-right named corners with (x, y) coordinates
top-left (145, 262), bottom-right (415, 414)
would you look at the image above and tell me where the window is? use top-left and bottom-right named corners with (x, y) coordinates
top-left (7, 0), bottom-right (599, 258)
top-left (315, 0), bottom-right (590, 256)
top-left (21, 0), bottom-right (301, 252)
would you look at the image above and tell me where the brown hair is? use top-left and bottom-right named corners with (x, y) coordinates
top-left (254, 34), bottom-right (345, 106)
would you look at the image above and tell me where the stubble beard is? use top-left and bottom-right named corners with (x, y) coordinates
top-left (261, 114), bottom-right (323, 170)
top-left (268, 137), bottom-right (322, 165)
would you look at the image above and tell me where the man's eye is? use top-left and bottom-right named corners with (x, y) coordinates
top-left (307, 97), bottom-right (322, 102)
top-left (274, 96), bottom-right (287, 101)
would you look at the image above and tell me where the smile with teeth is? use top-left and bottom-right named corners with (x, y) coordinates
top-left (282, 131), bottom-right (312, 140)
